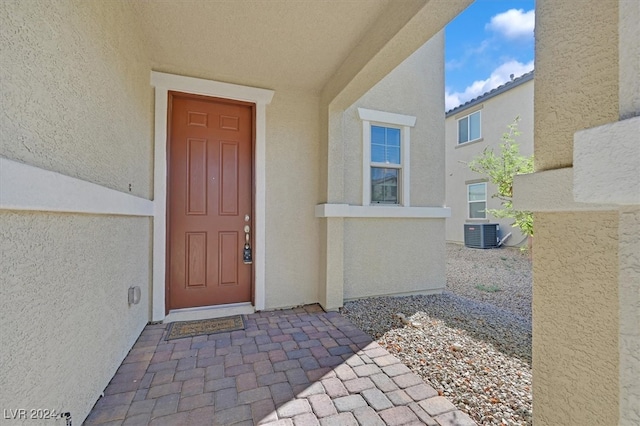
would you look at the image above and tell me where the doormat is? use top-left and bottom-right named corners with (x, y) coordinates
top-left (165, 315), bottom-right (245, 340)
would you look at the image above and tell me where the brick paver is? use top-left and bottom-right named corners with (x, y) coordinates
top-left (433, 409), bottom-right (477, 426)
top-left (332, 394), bottom-right (367, 412)
top-left (361, 388), bottom-right (393, 411)
top-left (84, 305), bottom-right (476, 425)
top-left (419, 396), bottom-right (458, 417)
top-left (353, 406), bottom-right (386, 426)
top-left (378, 406), bottom-right (420, 425)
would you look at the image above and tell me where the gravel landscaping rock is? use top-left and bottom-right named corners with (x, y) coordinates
top-left (446, 243), bottom-right (532, 319)
top-left (341, 243), bottom-right (532, 425)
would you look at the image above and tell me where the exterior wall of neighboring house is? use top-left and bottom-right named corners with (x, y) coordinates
top-left (513, 0), bottom-right (640, 424)
top-left (445, 74), bottom-right (533, 247)
top-left (0, 0), bottom-right (153, 421)
top-left (341, 34), bottom-right (448, 299)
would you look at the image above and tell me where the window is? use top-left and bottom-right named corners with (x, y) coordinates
top-left (358, 108), bottom-right (416, 206)
top-left (458, 110), bottom-right (481, 144)
top-left (371, 126), bottom-right (401, 204)
top-left (467, 182), bottom-right (487, 218)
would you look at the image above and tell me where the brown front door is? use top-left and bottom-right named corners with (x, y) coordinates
top-left (167, 92), bottom-right (253, 310)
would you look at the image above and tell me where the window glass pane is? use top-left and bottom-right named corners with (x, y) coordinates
top-left (469, 111), bottom-right (481, 140)
top-left (469, 201), bottom-right (486, 218)
top-left (386, 128), bottom-right (401, 146)
top-left (458, 117), bottom-right (469, 143)
top-left (371, 125), bottom-right (400, 164)
top-left (371, 144), bottom-right (385, 163)
top-left (371, 167), bottom-right (398, 204)
top-left (468, 183), bottom-right (486, 201)
top-left (385, 146), bottom-right (400, 164)
top-left (371, 126), bottom-right (386, 145)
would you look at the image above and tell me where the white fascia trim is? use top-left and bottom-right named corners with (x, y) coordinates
top-left (0, 157), bottom-right (153, 216)
top-left (357, 108), bottom-right (416, 127)
top-left (150, 71), bottom-right (274, 321)
top-left (315, 203), bottom-right (451, 218)
top-left (574, 116), bottom-right (640, 205)
top-left (512, 168), bottom-right (617, 212)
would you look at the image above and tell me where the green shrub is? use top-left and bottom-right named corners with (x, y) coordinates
top-left (467, 117), bottom-right (534, 237)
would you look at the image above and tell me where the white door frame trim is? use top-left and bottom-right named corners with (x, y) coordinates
top-left (150, 71), bottom-right (274, 321)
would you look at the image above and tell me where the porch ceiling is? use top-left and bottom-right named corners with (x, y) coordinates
top-left (133, 0), bottom-right (472, 106)
top-left (131, 0), bottom-right (390, 93)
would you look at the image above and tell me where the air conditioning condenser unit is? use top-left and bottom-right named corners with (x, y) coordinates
top-left (464, 223), bottom-right (499, 249)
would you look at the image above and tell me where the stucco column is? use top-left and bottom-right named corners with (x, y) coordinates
top-left (513, 0), bottom-right (639, 424)
top-left (321, 106), bottom-right (347, 310)
top-left (321, 217), bottom-right (344, 310)
top-left (619, 206), bottom-right (640, 424)
top-left (616, 3), bottom-right (640, 423)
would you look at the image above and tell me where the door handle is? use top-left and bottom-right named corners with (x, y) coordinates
top-left (243, 224), bottom-right (252, 264)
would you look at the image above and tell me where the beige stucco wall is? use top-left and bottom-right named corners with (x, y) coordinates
top-left (534, 0), bottom-right (618, 171)
top-left (445, 79), bottom-right (533, 246)
top-left (338, 32), bottom-right (447, 299)
top-left (619, 0), bottom-right (640, 120)
top-left (619, 206), bottom-right (640, 424)
top-left (532, 1), bottom-right (623, 424)
top-left (0, 0), bottom-right (152, 423)
top-left (618, 3), bottom-right (640, 424)
top-left (265, 90), bottom-right (322, 309)
top-left (0, 212), bottom-right (151, 423)
top-left (344, 219), bottom-right (445, 299)
top-left (343, 33), bottom-right (446, 207)
top-left (533, 212), bottom-right (619, 425)
top-left (0, 0), bottom-right (153, 199)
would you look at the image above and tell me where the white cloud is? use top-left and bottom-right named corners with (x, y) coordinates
top-left (445, 40), bottom-right (491, 71)
top-left (486, 9), bottom-right (535, 40)
top-left (445, 60), bottom-right (534, 110)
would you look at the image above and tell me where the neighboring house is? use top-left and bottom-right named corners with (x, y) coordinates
top-left (0, 1), bottom-right (466, 422)
top-left (445, 72), bottom-right (534, 247)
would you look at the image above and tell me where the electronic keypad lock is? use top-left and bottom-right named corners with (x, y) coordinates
top-left (243, 223), bottom-right (252, 264)
top-left (243, 243), bottom-right (253, 264)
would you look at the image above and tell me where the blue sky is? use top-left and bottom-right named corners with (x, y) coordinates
top-left (445, 0), bottom-right (535, 110)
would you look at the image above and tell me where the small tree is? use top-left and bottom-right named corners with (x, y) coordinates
top-left (467, 116), bottom-right (534, 237)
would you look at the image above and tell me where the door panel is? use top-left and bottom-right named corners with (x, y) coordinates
top-left (186, 138), bottom-right (208, 215)
top-left (219, 231), bottom-right (239, 285)
top-left (219, 141), bottom-right (239, 215)
top-left (186, 232), bottom-right (206, 287)
top-left (167, 93), bottom-right (253, 310)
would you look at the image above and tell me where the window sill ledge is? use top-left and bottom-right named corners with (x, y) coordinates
top-left (455, 137), bottom-right (484, 148)
top-left (315, 204), bottom-right (451, 218)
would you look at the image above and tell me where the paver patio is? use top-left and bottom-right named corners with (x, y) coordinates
top-left (84, 305), bottom-right (476, 426)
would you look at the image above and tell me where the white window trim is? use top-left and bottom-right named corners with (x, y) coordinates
top-left (358, 108), bottom-right (416, 207)
top-left (467, 182), bottom-right (487, 219)
top-left (457, 110), bottom-right (482, 145)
